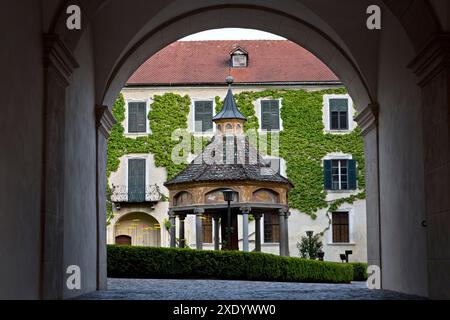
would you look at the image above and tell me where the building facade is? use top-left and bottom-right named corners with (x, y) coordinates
top-left (107, 40), bottom-right (367, 263)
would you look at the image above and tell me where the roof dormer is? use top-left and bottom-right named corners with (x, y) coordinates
top-left (230, 45), bottom-right (248, 68)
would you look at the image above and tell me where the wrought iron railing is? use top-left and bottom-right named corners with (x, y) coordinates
top-left (110, 184), bottom-right (163, 203)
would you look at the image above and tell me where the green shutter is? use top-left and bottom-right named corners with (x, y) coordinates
top-left (128, 159), bottom-right (146, 202)
top-left (128, 103), bottom-right (138, 132)
top-left (195, 101), bottom-right (213, 132)
top-left (136, 103), bottom-right (146, 132)
top-left (128, 102), bottom-right (146, 133)
top-left (348, 159), bottom-right (357, 190)
top-left (262, 100), bottom-right (279, 130)
top-left (261, 101), bottom-right (271, 130)
top-left (324, 160), bottom-right (332, 190)
top-left (270, 100), bottom-right (280, 130)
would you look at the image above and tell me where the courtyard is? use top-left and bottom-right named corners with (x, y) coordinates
top-left (79, 278), bottom-right (422, 300)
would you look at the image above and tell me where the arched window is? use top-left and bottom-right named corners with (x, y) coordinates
top-left (205, 188), bottom-right (239, 204)
top-left (252, 188), bottom-right (279, 204)
top-left (173, 191), bottom-right (193, 206)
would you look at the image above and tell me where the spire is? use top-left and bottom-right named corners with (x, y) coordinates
top-left (212, 76), bottom-right (247, 122)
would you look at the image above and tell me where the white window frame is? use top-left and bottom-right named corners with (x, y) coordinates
top-left (124, 98), bottom-right (152, 136)
top-left (256, 98), bottom-right (283, 132)
top-left (191, 98), bottom-right (216, 135)
top-left (333, 160), bottom-right (348, 191)
top-left (328, 207), bottom-right (355, 245)
top-left (231, 53), bottom-right (247, 67)
top-left (323, 94), bottom-right (354, 133)
top-left (323, 153), bottom-right (353, 192)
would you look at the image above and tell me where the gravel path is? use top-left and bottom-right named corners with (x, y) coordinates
top-left (78, 278), bottom-right (424, 300)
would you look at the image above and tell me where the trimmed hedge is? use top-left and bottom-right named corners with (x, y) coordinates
top-left (350, 262), bottom-right (368, 281)
top-left (107, 245), bottom-right (353, 283)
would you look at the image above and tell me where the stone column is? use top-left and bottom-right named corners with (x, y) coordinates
top-left (213, 215), bottom-right (220, 250)
top-left (284, 210), bottom-right (291, 257)
top-left (355, 103), bottom-right (382, 285)
top-left (278, 209), bottom-right (286, 256)
top-left (254, 213), bottom-right (262, 252)
top-left (95, 106), bottom-right (116, 291)
top-left (41, 35), bottom-right (79, 299)
top-left (178, 214), bottom-right (186, 248)
top-left (194, 208), bottom-right (204, 250)
top-left (240, 206), bottom-right (251, 252)
top-left (169, 212), bottom-right (176, 248)
top-left (409, 34), bottom-right (450, 299)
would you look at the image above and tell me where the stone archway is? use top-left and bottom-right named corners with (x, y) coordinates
top-left (113, 212), bottom-right (162, 247)
top-left (2, 0), bottom-right (449, 299)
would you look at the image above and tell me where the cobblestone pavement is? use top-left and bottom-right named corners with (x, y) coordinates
top-left (78, 278), bottom-right (424, 300)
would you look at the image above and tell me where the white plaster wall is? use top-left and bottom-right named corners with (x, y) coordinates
top-left (114, 86), bottom-right (367, 262)
top-left (122, 85), bottom-right (341, 135)
top-left (376, 11), bottom-right (428, 297)
top-left (0, 0), bottom-right (44, 299)
top-left (107, 201), bottom-right (170, 247)
top-left (108, 152), bottom-right (170, 247)
top-left (63, 28), bottom-right (98, 299)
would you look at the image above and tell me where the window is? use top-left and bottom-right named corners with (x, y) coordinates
top-left (332, 212), bottom-right (350, 243)
top-left (232, 54), bottom-right (247, 67)
top-left (329, 98), bottom-right (349, 130)
top-left (194, 101), bottom-right (213, 132)
top-left (128, 159), bottom-right (146, 202)
top-left (324, 159), bottom-right (357, 190)
top-left (202, 215), bottom-right (213, 243)
top-left (264, 213), bottom-right (279, 243)
top-left (128, 102), bottom-right (147, 133)
top-left (264, 157), bottom-right (281, 175)
top-left (261, 100), bottom-right (280, 131)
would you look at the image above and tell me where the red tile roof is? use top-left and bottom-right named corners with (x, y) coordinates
top-left (127, 40), bottom-right (338, 85)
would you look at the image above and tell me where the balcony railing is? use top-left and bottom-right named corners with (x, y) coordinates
top-left (110, 184), bottom-right (163, 203)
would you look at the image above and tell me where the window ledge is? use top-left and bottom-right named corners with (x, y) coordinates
top-left (258, 129), bottom-right (282, 133)
top-left (327, 242), bottom-right (356, 246)
top-left (125, 132), bottom-right (150, 138)
top-left (262, 242), bottom-right (280, 246)
top-left (325, 130), bottom-right (352, 134)
top-left (326, 189), bottom-right (357, 194)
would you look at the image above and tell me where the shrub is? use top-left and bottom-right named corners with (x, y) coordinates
top-left (297, 231), bottom-right (323, 259)
top-left (107, 245), bottom-right (353, 283)
top-left (350, 262), bottom-right (368, 281)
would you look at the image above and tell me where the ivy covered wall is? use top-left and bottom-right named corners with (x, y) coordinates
top-left (107, 88), bottom-right (365, 221)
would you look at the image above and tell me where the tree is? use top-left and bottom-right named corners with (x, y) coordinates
top-left (297, 231), bottom-right (323, 259)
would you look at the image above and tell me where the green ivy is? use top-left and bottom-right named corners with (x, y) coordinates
top-left (107, 88), bottom-right (365, 222)
top-left (107, 93), bottom-right (192, 179)
top-left (106, 92), bottom-right (192, 221)
top-left (214, 89), bottom-right (365, 217)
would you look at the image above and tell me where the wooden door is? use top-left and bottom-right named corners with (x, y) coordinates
top-left (221, 209), bottom-right (238, 250)
top-left (115, 235), bottom-right (132, 245)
